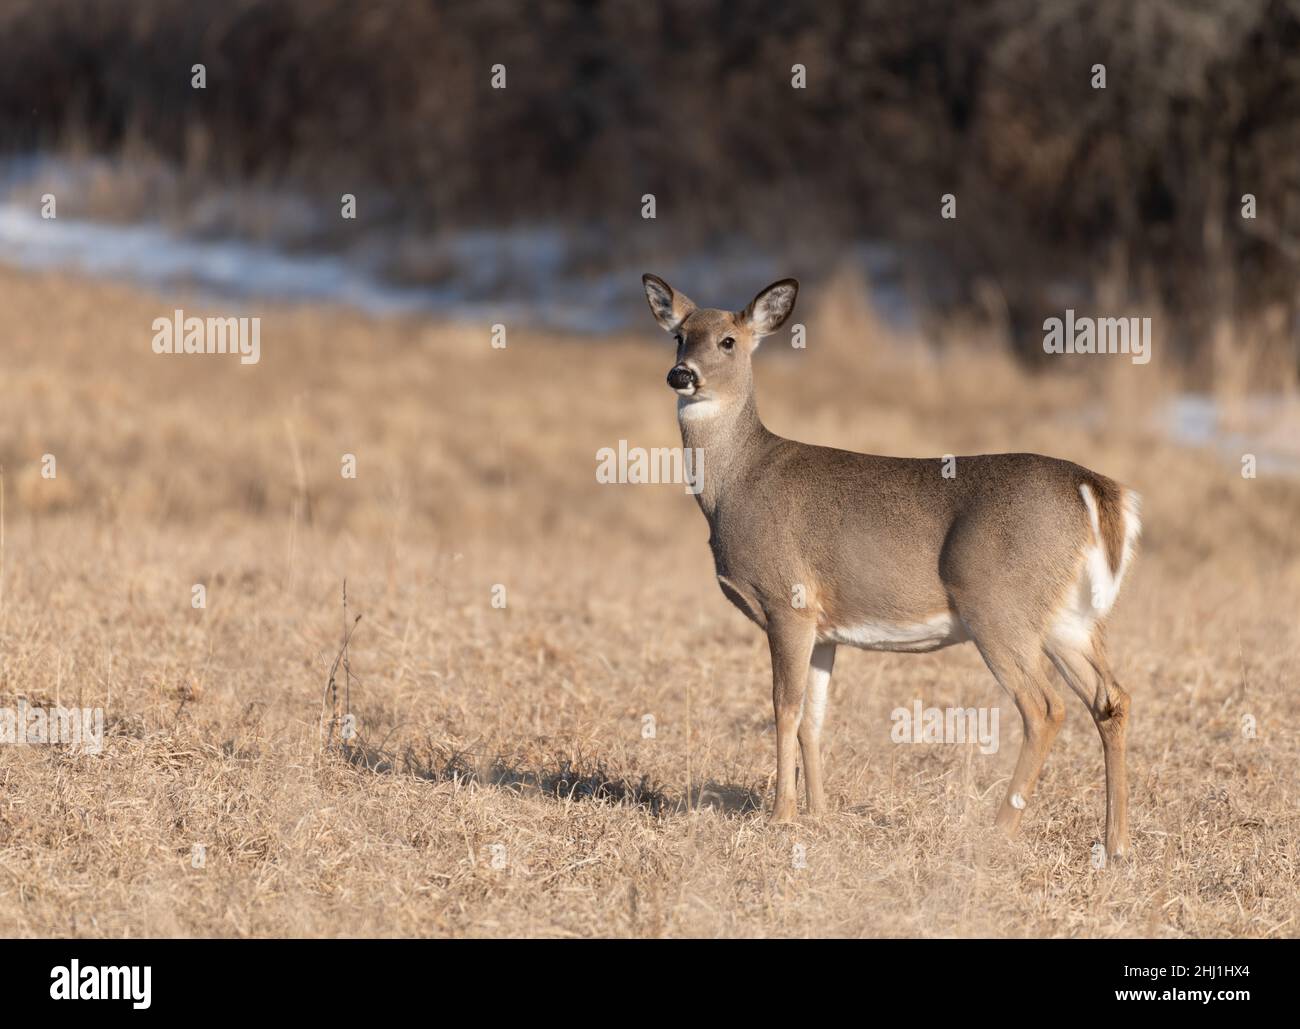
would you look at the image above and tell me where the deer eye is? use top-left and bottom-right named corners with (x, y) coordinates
top-left (719, 336), bottom-right (735, 351)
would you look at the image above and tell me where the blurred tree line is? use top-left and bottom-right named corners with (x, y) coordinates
top-left (1, 0), bottom-right (1297, 362)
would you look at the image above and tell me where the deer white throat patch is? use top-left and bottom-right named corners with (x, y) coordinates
top-left (677, 396), bottom-right (722, 421)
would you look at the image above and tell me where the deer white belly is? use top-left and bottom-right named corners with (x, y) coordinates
top-left (820, 611), bottom-right (966, 652)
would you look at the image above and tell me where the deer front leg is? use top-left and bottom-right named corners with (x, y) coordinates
top-left (798, 642), bottom-right (836, 816)
top-left (767, 616), bottom-right (817, 823)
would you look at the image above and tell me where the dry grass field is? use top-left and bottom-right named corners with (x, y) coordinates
top-left (0, 265), bottom-right (1297, 938)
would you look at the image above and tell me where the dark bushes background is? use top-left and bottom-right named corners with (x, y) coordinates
top-left (1, 0), bottom-right (1298, 360)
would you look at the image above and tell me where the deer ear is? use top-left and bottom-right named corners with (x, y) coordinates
top-left (642, 273), bottom-right (696, 332)
top-left (741, 278), bottom-right (799, 337)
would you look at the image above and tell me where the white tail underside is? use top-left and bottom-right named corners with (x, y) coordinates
top-left (1050, 484), bottom-right (1141, 649)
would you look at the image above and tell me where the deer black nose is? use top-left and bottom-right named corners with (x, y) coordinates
top-left (667, 364), bottom-right (697, 390)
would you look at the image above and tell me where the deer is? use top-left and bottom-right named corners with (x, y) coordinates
top-left (642, 274), bottom-right (1141, 858)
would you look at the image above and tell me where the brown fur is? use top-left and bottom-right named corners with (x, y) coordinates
top-left (1083, 472), bottom-right (1128, 574)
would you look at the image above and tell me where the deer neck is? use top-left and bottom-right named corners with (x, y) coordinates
top-left (677, 389), bottom-right (767, 518)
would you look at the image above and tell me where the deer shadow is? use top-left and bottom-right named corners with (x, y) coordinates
top-left (337, 738), bottom-right (762, 817)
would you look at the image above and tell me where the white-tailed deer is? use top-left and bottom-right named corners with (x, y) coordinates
top-left (643, 274), bottom-right (1141, 857)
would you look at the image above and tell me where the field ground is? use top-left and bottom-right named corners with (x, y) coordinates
top-left (1, 267), bottom-right (1297, 937)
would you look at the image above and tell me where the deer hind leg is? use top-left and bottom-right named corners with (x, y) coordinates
top-left (1045, 630), bottom-right (1130, 858)
top-left (798, 642), bottom-right (836, 816)
top-left (960, 624), bottom-right (1066, 837)
top-left (766, 616), bottom-right (816, 823)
